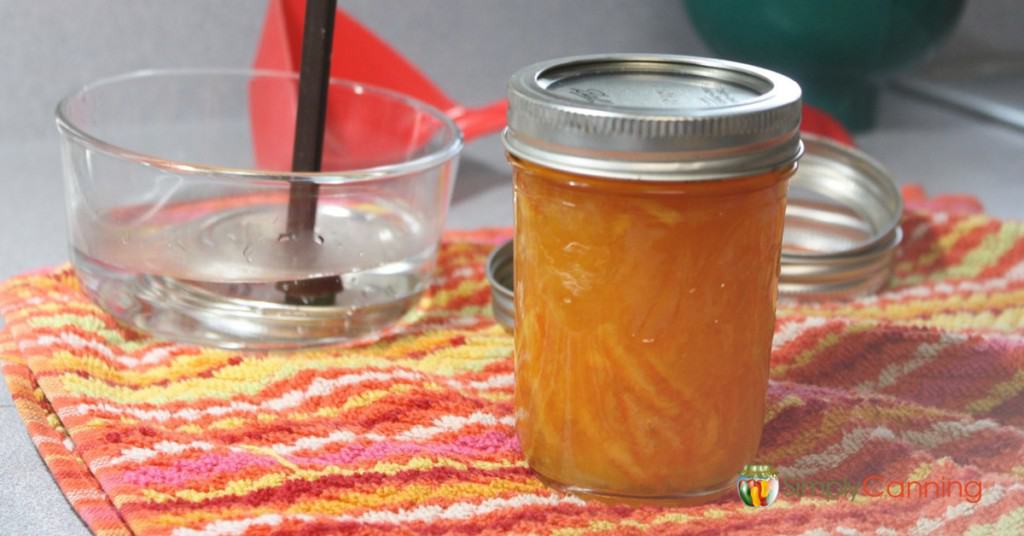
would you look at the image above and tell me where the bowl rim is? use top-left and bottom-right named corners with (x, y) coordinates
top-left (55, 68), bottom-right (464, 184)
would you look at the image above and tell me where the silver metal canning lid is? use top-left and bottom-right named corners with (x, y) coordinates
top-left (486, 241), bottom-right (514, 331)
top-left (781, 134), bottom-right (904, 299)
top-left (783, 135), bottom-right (903, 258)
top-left (503, 54), bottom-right (804, 180)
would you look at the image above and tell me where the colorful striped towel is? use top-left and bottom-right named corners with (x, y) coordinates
top-left (2, 186), bottom-right (1022, 535)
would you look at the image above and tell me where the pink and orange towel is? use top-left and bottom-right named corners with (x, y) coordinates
top-left (1, 187), bottom-right (1022, 535)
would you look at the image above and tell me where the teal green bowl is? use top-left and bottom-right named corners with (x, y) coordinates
top-left (684, 0), bottom-right (964, 130)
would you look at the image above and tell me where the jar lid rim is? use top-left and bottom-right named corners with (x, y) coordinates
top-left (505, 54), bottom-right (803, 181)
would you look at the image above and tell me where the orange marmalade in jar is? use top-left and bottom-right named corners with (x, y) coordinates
top-left (503, 55), bottom-right (802, 504)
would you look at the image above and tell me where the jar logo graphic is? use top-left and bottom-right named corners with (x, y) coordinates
top-left (738, 464), bottom-right (779, 507)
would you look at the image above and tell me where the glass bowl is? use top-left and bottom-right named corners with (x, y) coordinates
top-left (56, 69), bottom-right (462, 349)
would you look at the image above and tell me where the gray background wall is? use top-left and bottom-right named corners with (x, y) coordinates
top-left (1, 1), bottom-right (1022, 140)
top-left (0, 2), bottom-right (1023, 533)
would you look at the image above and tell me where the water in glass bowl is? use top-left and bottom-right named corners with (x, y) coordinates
top-left (71, 193), bottom-right (436, 349)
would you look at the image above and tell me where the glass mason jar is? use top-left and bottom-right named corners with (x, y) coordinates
top-left (504, 55), bottom-right (802, 503)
